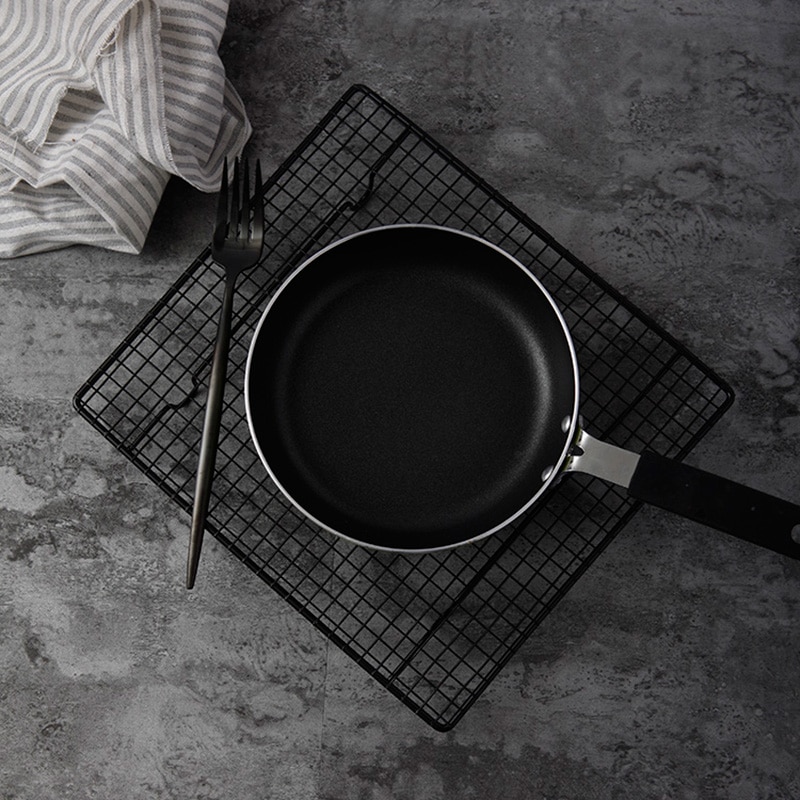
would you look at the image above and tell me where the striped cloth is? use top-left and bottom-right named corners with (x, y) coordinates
top-left (0, 0), bottom-right (251, 257)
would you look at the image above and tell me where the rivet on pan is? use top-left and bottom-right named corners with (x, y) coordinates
top-left (561, 415), bottom-right (572, 433)
top-left (541, 465), bottom-right (555, 482)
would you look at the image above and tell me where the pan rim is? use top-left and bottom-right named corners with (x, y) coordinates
top-left (244, 223), bottom-right (581, 552)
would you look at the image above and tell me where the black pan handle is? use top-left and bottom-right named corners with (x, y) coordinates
top-left (566, 431), bottom-right (800, 560)
top-left (628, 452), bottom-right (800, 559)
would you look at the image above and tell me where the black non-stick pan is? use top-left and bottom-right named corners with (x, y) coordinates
top-left (245, 225), bottom-right (800, 558)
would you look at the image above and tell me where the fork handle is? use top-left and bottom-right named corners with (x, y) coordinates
top-left (187, 276), bottom-right (235, 589)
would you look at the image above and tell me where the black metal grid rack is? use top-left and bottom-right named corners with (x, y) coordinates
top-left (74, 84), bottom-right (734, 731)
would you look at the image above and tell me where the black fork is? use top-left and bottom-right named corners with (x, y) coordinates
top-left (187, 156), bottom-right (264, 589)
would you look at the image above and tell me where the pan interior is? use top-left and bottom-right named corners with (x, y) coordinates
top-left (247, 227), bottom-right (577, 550)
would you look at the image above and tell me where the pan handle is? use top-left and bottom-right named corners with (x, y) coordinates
top-left (567, 431), bottom-right (800, 560)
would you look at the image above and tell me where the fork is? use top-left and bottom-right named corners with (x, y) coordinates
top-left (186, 156), bottom-right (264, 589)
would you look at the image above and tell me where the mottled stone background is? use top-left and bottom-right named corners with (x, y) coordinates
top-left (1, 1), bottom-right (798, 798)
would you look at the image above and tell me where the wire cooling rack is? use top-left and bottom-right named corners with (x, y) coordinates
top-left (74, 84), bottom-right (734, 730)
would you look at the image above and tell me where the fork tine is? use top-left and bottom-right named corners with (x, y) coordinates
top-left (230, 156), bottom-right (241, 236)
top-left (213, 157), bottom-right (229, 246)
top-left (241, 157), bottom-right (250, 240)
top-left (251, 159), bottom-right (264, 243)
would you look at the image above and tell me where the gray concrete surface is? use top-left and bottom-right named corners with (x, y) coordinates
top-left (2, 0), bottom-right (799, 798)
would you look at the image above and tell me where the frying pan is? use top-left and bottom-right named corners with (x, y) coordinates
top-left (245, 225), bottom-right (800, 559)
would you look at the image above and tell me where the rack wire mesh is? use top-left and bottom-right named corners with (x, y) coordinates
top-left (74, 84), bottom-right (734, 730)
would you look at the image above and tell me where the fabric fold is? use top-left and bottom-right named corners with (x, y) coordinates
top-left (0, 0), bottom-right (251, 258)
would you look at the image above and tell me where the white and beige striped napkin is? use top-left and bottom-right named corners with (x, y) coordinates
top-left (0, 0), bottom-right (252, 258)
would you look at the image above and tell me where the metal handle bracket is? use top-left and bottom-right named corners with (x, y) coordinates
top-left (564, 429), bottom-right (641, 489)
